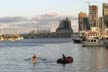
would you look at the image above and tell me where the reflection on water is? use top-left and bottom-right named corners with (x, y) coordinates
top-left (96, 47), bottom-right (108, 68)
top-left (0, 38), bottom-right (108, 72)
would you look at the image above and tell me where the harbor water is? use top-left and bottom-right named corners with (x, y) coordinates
top-left (0, 38), bottom-right (108, 72)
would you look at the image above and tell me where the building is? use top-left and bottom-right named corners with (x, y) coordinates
top-left (103, 3), bottom-right (108, 28)
top-left (56, 18), bottom-right (73, 33)
top-left (89, 5), bottom-right (98, 27)
top-left (78, 12), bottom-right (90, 31)
top-left (98, 17), bottom-right (103, 31)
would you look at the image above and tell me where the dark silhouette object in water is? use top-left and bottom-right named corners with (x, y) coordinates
top-left (32, 54), bottom-right (37, 64)
top-left (62, 54), bottom-right (66, 59)
top-left (57, 54), bottom-right (73, 64)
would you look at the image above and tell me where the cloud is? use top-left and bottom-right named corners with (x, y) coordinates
top-left (40, 12), bottom-right (58, 17)
top-left (32, 13), bottom-right (60, 22)
top-left (31, 13), bottom-right (61, 27)
top-left (0, 17), bottom-right (28, 23)
top-left (0, 13), bottom-right (78, 33)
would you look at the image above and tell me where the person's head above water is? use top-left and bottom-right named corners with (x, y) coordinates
top-left (62, 54), bottom-right (65, 56)
top-left (32, 54), bottom-right (37, 58)
top-left (62, 54), bottom-right (66, 59)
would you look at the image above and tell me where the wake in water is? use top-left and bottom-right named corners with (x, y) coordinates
top-left (24, 57), bottom-right (55, 64)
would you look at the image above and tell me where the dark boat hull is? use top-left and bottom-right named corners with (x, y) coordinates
top-left (57, 56), bottom-right (73, 64)
top-left (73, 40), bottom-right (82, 43)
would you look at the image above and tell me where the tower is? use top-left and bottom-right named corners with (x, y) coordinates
top-left (89, 5), bottom-right (98, 27)
top-left (78, 12), bottom-right (90, 31)
top-left (103, 3), bottom-right (108, 28)
top-left (56, 18), bottom-right (73, 33)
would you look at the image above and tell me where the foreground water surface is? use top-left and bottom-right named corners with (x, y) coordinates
top-left (0, 38), bottom-right (108, 72)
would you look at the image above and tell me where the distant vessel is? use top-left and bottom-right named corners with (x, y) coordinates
top-left (73, 37), bottom-right (82, 43)
top-left (82, 37), bottom-right (105, 47)
top-left (80, 27), bottom-right (106, 47)
top-left (71, 33), bottom-right (82, 43)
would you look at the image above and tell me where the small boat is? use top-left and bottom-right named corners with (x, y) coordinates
top-left (71, 33), bottom-right (82, 43)
top-left (57, 56), bottom-right (73, 64)
top-left (73, 38), bottom-right (82, 43)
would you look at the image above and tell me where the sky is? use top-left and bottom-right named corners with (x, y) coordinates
top-left (0, 0), bottom-right (108, 33)
top-left (0, 0), bottom-right (107, 17)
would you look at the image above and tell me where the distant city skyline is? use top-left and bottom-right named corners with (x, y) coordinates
top-left (0, 0), bottom-right (108, 34)
top-left (0, 0), bottom-right (108, 17)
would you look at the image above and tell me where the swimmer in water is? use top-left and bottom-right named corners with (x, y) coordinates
top-left (32, 54), bottom-right (37, 64)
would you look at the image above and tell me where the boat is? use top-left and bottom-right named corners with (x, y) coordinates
top-left (73, 37), bottom-right (82, 43)
top-left (81, 27), bottom-right (106, 47)
top-left (82, 37), bottom-right (105, 47)
top-left (57, 56), bottom-right (73, 64)
top-left (71, 33), bottom-right (82, 43)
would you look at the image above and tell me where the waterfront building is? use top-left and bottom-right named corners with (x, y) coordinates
top-left (89, 5), bottom-right (98, 27)
top-left (103, 3), bottom-right (108, 28)
top-left (56, 18), bottom-right (73, 33)
top-left (78, 12), bottom-right (90, 31)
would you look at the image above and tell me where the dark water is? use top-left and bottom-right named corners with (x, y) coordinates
top-left (0, 38), bottom-right (108, 72)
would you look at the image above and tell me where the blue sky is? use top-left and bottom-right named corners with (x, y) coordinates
top-left (0, 0), bottom-right (108, 17)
